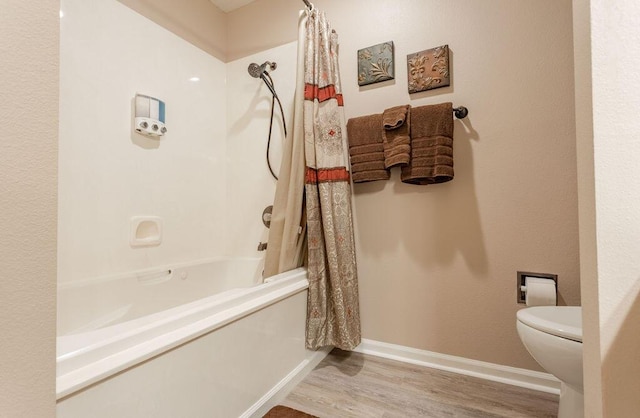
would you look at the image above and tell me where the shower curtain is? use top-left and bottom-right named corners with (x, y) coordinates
top-left (265, 8), bottom-right (361, 351)
top-left (263, 12), bottom-right (308, 278)
top-left (302, 9), bottom-right (361, 350)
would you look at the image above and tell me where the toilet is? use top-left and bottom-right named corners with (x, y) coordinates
top-left (516, 306), bottom-right (583, 418)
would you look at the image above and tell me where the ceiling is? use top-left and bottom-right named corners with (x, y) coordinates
top-left (209, 0), bottom-right (257, 13)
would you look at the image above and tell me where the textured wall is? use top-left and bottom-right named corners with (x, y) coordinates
top-left (589, 0), bottom-right (640, 415)
top-left (0, 1), bottom-right (58, 416)
top-left (228, 0), bottom-right (580, 371)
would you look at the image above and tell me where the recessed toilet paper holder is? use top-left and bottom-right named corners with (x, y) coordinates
top-left (517, 271), bottom-right (557, 304)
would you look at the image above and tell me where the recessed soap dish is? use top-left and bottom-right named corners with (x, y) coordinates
top-left (130, 216), bottom-right (163, 247)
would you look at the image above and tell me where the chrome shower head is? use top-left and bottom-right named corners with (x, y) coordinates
top-left (248, 61), bottom-right (277, 78)
top-left (248, 63), bottom-right (263, 78)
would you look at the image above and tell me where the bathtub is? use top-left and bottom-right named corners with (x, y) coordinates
top-left (56, 258), bottom-right (327, 417)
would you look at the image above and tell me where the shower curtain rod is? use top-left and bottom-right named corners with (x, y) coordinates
top-left (297, 0), bottom-right (467, 121)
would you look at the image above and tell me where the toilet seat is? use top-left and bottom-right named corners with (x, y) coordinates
top-left (517, 306), bottom-right (582, 342)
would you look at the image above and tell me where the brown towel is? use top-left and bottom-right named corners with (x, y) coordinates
top-left (347, 114), bottom-right (390, 183)
top-left (383, 105), bottom-right (410, 130)
top-left (382, 105), bottom-right (411, 168)
top-left (401, 102), bottom-right (454, 184)
top-left (352, 170), bottom-right (390, 183)
top-left (351, 161), bottom-right (387, 172)
top-left (349, 143), bottom-right (384, 154)
top-left (347, 114), bottom-right (383, 146)
top-left (351, 152), bottom-right (385, 164)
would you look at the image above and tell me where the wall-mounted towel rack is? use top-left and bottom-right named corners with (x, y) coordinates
top-left (453, 106), bottom-right (468, 119)
top-left (302, 0), bottom-right (313, 10)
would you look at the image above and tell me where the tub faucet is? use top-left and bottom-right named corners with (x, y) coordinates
top-left (257, 242), bottom-right (268, 251)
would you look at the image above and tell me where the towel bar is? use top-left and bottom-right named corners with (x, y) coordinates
top-left (453, 106), bottom-right (469, 119)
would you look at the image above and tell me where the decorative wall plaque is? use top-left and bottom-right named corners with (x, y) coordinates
top-left (407, 45), bottom-right (450, 93)
top-left (357, 41), bottom-right (394, 86)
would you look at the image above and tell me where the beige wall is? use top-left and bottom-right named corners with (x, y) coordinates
top-left (229, 0), bottom-right (580, 371)
top-left (227, 0), bottom-right (299, 61)
top-left (0, 1), bottom-right (59, 417)
top-left (117, 0), bottom-right (227, 61)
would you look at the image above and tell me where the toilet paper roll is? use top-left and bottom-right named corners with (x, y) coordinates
top-left (525, 277), bottom-right (557, 306)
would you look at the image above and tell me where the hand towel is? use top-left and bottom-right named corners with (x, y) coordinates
top-left (382, 105), bottom-right (411, 168)
top-left (383, 105), bottom-right (410, 130)
top-left (347, 114), bottom-right (390, 183)
top-left (401, 102), bottom-right (454, 184)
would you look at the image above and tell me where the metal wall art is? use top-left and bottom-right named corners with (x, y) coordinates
top-left (407, 44), bottom-right (450, 93)
top-left (357, 41), bottom-right (395, 86)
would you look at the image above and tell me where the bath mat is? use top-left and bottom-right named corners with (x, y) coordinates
top-left (263, 405), bottom-right (317, 418)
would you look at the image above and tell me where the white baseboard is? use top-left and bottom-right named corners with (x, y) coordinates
top-left (353, 339), bottom-right (560, 395)
top-left (243, 346), bottom-right (332, 418)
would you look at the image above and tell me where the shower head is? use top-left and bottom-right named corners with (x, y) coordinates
top-left (248, 61), bottom-right (277, 78)
top-left (247, 63), bottom-right (263, 78)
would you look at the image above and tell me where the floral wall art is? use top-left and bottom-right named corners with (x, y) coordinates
top-left (407, 44), bottom-right (450, 93)
top-left (357, 41), bottom-right (394, 86)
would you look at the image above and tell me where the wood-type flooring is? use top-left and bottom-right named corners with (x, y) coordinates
top-left (282, 349), bottom-right (559, 418)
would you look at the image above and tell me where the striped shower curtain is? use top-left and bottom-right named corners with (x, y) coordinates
top-left (303, 9), bottom-right (361, 350)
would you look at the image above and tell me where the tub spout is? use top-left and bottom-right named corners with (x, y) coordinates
top-left (257, 242), bottom-right (268, 251)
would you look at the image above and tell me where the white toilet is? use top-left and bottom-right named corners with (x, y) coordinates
top-left (516, 306), bottom-right (583, 418)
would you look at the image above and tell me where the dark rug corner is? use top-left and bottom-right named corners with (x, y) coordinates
top-left (263, 405), bottom-right (318, 418)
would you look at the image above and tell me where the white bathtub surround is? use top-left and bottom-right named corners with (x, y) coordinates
top-left (58, 0), bottom-right (227, 285)
top-left (57, 257), bottom-right (263, 335)
top-left (226, 42), bottom-right (298, 258)
top-left (57, 267), bottom-right (323, 418)
top-left (57, 2), bottom-right (326, 415)
top-left (57, 265), bottom-right (306, 399)
top-left (353, 339), bottom-right (560, 395)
